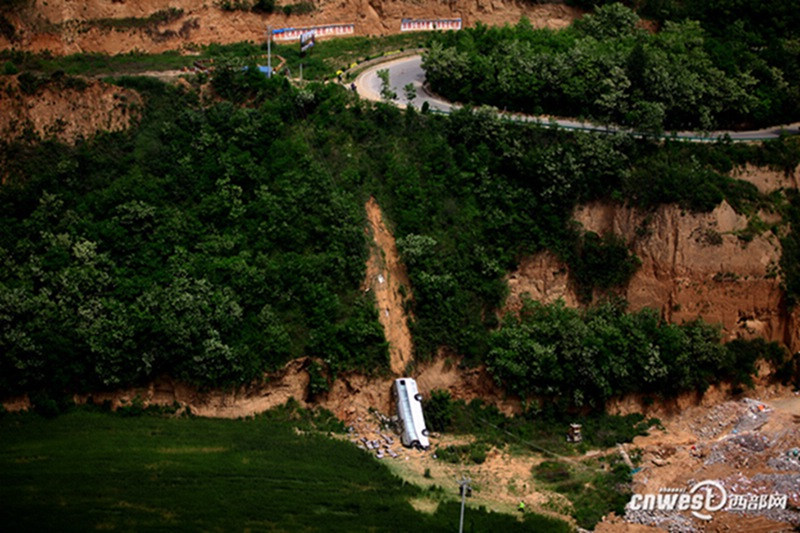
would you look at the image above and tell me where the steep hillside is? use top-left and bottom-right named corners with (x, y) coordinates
top-left (506, 168), bottom-right (800, 355)
top-left (0, 74), bottom-right (141, 144)
top-left (0, 0), bottom-right (580, 54)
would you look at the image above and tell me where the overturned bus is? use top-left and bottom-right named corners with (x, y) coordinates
top-left (393, 378), bottom-right (430, 449)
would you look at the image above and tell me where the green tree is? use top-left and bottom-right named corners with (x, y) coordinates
top-left (377, 69), bottom-right (397, 101)
top-left (403, 82), bottom-right (416, 103)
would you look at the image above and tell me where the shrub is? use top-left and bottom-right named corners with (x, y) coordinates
top-left (487, 299), bottom-right (756, 408)
top-left (306, 361), bottom-right (330, 400)
top-left (569, 231), bottom-right (641, 302)
top-left (533, 456), bottom-right (633, 529)
top-left (423, 389), bottom-right (454, 432)
top-left (0, 14), bottom-right (15, 41)
top-left (282, 1), bottom-right (315, 16)
top-left (252, 0), bottom-right (275, 12)
top-left (216, 0), bottom-right (252, 11)
top-left (436, 442), bottom-right (489, 464)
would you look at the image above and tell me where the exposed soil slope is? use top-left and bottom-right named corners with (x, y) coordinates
top-left (364, 196), bottom-right (415, 375)
top-left (507, 171), bottom-right (800, 354)
top-left (505, 250), bottom-right (578, 311)
top-left (0, 75), bottom-right (140, 144)
top-left (0, 0), bottom-right (581, 55)
top-left (733, 164), bottom-right (800, 193)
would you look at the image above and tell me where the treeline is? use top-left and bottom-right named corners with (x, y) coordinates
top-left (0, 76), bottom-right (388, 399)
top-left (1, 68), bottom-right (798, 404)
top-left (488, 299), bottom-right (788, 409)
top-left (424, 3), bottom-right (800, 131)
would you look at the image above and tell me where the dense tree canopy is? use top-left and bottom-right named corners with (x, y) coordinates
top-left (1, 67), bottom-right (796, 405)
top-left (487, 299), bottom-right (782, 409)
top-left (424, 3), bottom-right (800, 131)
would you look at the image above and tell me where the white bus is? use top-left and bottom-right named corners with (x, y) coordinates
top-left (393, 378), bottom-right (430, 449)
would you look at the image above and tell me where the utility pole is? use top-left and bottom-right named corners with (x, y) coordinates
top-left (458, 476), bottom-right (472, 533)
top-left (267, 25), bottom-right (272, 75)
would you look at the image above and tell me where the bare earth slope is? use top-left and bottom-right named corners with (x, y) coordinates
top-left (0, 0), bottom-right (581, 55)
top-left (364, 196), bottom-right (414, 375)
top-left (507, 168), bottom-right (800, 355)
top-left (0, 75), bottom-right (141, 144)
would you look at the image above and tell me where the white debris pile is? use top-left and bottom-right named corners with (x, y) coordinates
top-left (768, 447), bottom-right (800, 471)
top-left (623, 507), bottom-right (698, 533)
top-left (689, 400), bottom-right (747, 439)
top-left (720, 473), bottom-right (800, 526)
top-left (346, 411), bottom-right (421, 460)
top-left (732, 398), bottom-right (772, 433)
top-left (705, 433), bottom-right (771, 467)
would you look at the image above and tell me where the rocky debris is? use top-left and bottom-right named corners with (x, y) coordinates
top-left (620, 396), bottom-right (800, 532)
top-left (720, 473), bottom-right (800, 526)
top-left (767, 446), bottom-right (800, 471)
top-left (346, 408), bottom-right (431, 461)
top-left (689, 400), bottom-right (747, 439)
top-left (624, 508), bottom-right (698, 533)
top-left (651, 457), bottom-right (669, 467)
top-left (705, 434), bottom-right (771, 466)
top-left (733, 398), bottom-right (772, 433)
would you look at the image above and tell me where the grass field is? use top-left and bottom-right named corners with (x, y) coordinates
top-left (0, 407), bottom-right (571, 532)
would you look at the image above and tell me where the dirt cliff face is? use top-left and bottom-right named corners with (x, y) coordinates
top-left (576, 200), bottom-right (799, 353)
top-left (0, 0), bottom-right (581, 55)
top-left (0, 75), bottom-right (141, 144)
top-left (505, 251), bottom-right (578, 311)
top-left (507, 168), bottom-right (800, 355)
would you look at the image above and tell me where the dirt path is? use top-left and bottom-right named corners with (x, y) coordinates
top-left (364, 197), bottom-right (414, 375)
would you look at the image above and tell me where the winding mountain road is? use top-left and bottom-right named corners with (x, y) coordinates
top-left (355, 55), bottom-right (800, 142)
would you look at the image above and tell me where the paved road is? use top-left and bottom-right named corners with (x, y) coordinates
top-left (355, 55), bottom-right (800, 142)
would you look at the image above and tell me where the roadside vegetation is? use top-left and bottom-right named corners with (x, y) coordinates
top-left (424, 2), bottom-right (800, 131)
top-left (1, 67), bottom-right (798, 409)
top-left (0, 403), bottom-right (569, 532)
top-left (0, 32), bottom-right (431, 79)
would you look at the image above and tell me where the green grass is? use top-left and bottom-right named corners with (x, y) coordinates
top-left (533, 457), bottom-right (633, 529)
top-left (0, 407), bottom-right (570, 532)
top-left (440, 398), bottom-right (659, 457)
top-left (0, 33), bottom-right (433, 79)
